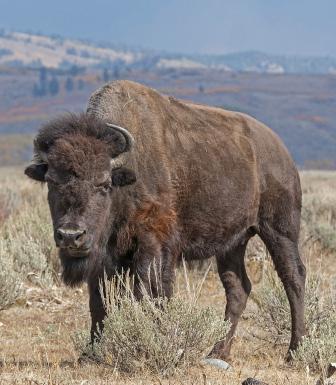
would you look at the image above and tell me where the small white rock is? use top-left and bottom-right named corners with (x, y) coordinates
top-left (201, 357), bottom-right (231, 370)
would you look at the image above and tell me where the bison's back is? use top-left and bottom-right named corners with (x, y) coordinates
top-left (183, 100), bottom-right (302, 241)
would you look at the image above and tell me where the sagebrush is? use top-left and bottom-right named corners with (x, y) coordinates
top-left (75, 269), bottom-right (230, 376)
top-left (251, 264), bottom-right (335, 372)
top-left (0, 171), bottom-right (56, 306)
top-left (292, 302), bottom-right (336, 374)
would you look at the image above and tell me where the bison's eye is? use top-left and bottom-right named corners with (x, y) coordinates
top-left (45, 175), bottom-right (59, 185)
top-left (97, 181), bottom-right (111, 193)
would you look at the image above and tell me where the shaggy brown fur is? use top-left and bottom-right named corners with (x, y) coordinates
top-left (25, 80), bottom-right (306, 360)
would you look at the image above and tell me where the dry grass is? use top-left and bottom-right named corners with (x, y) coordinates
top-left (0, 168), bottom-right (335, 384)
top-left (301, 171), bottom-right (336, 252)
top-left (0, 168), bottom-right (57, 297)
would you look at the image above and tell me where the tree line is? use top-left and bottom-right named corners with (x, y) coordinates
top-left (32, 67), bottom-right (121, 98)
top-left (32, 67), bottom-right (86, 97)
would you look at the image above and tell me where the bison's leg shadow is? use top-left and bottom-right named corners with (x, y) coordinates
top-left (209, 241), bottom-right (251, 360)
top-left (259, 224), bottom-right (306, 359)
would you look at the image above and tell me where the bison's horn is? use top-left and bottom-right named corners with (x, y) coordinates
top-left (35, 151), bottom-right (48, 163)
top-left (106, 123), bottom-right (134, 170)
top-left (106, 123), bottom-right (135, 153)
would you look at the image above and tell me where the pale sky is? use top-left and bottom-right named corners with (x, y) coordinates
top-left (0, 0), bottom-right (335, 56)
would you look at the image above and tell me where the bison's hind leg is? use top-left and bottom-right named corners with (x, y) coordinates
top-left (259, 220), bottom-right (306, 358)
top-left (209, 240), bottom-right (251, 360)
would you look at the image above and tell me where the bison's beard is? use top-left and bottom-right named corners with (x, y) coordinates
top-left (60, 252), bottom-right (89, 287)
top-left (59, 246), bottom-right (106, 287)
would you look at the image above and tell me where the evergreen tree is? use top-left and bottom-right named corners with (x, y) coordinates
top-left (69, 65), bottom-right (81, 76)
top-left (39, 67), bottom-right (47, 84)
top-left (33, 83), bottom-right (42, 97)
top-left (49, 76), bottom-right (59, 96)
top-left (65, 77), bottom-right (74, 93)
top-left (77, 79), bottom-right (85, 91)
top-left (38, 67), bottom-right (47, 96)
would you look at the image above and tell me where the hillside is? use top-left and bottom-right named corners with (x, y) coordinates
top-left (0, 66), bottom-right (335, 168)
top-left (1, 30), bottom-right (336, 74)
top-left (0, 30), bottom-right (335, 168)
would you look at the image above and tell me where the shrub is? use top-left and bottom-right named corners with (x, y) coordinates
top-left (75, 269), bottom-right (230, 376)
top-left (0, 188), bottom-right (20, 226)
top-left (0, 176), bottom-right (22, 226)
top-left (292, 304), bottom-right (336, 374)
top-left (251, 264), bottom-right (335, 373)
top-left (312, 223), bottom-right (336, 251)
top-left (0, 197), bottom-right (55, 287)
top-left (251, 266), bottom-right (329, 343)
top-left (0, 257), bottom-right (22, 310)
top-left (301, 181), bottom-right (336, 252)
top-left (0, 175), bottom-right (58, 289)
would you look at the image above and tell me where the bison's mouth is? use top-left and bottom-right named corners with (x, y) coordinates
top-left (67, 248), bottom-right (90, 258)
top-left (59, 247), bottom-right (91, 259)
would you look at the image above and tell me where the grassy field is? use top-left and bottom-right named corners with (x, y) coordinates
top-left (0, 167), bottom-right (335, 384)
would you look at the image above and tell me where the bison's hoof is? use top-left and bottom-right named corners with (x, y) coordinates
top-left (77, 353), bottom-right (91, 365)
top-left (285, 350), bottom-right (295, 363)
top-left (77, 351), bottom-right (98, 365)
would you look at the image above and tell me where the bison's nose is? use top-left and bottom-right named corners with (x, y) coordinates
top-left (55, 227), bottom-right (87, 249)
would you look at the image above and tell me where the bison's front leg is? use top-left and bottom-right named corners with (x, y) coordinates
top-left (88, 279), bottom-right (106, 343)
top-left (133, 234), bottom-right (176, 300)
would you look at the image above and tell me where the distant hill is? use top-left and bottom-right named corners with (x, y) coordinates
top-left (1, 30), bottom-right (336, 75)
top-left (0, 66), bottom-right (335, 169)
top-left (0, 30), bottom-right (335, 169)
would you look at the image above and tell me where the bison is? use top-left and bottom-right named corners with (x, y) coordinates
top-left (25, 80), bottom-right (306, 360)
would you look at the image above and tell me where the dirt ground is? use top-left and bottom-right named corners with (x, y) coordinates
top-left (0, 265), bottom-right (330, 385)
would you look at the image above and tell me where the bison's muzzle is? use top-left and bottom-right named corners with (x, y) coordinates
top-left (55, 226), bottom-right (91, 257)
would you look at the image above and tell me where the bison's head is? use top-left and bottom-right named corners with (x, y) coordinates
top-left (24, 114), bottom-right (137, 286)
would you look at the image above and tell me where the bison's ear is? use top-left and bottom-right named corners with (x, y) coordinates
top-left (112, 168), bottom-right (136, 187)
top-left (24, 163), bottom-right (48, 182)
